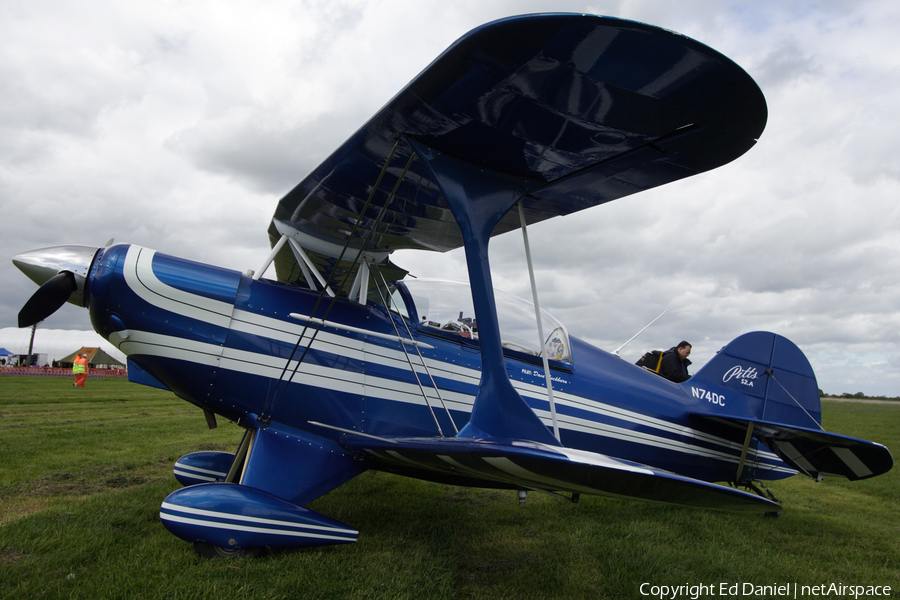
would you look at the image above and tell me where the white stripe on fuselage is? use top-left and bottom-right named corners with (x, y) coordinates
top-left (113, 245), bottom-right (789, 474)
top-left (123, 246), bottom-right (234, 328)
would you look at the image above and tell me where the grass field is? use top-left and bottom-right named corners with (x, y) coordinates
top-left (1, 376), bottom-right (898, 599)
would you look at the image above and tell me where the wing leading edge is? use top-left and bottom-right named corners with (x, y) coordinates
top-left (268, 13), bottom-right (767, 291)
top-left (340, 435), bottom-right (781, 513)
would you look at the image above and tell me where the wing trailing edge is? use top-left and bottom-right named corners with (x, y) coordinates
top-left (340, 435), bottom-right (781, 513)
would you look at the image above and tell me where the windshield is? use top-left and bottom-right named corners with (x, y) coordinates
top-left (399, 279), bottom-right (572, 364)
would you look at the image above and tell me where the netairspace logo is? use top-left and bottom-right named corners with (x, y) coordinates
top-left (639, 582), bottom-right (893, 599)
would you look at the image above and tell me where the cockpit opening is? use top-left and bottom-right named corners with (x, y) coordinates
top-left (392, 279), bottom-right (572, 364)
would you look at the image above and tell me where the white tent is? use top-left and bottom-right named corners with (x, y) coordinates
top-left (0, 328), bottom-right (127, 365)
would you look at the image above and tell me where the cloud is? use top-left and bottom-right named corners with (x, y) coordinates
top-left (2, 0), bottom-right (900, 397)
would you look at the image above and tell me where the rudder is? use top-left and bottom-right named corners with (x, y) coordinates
top-left (689, 331), bottom-right (822, 429)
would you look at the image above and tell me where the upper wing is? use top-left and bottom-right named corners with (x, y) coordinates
top-left (341, 435), bottom-right (780, 513)
top-left (267, 13), bottom-right (767, 291)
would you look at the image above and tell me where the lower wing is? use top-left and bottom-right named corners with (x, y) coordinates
top-left (341, 435), bottom-right (780, 512)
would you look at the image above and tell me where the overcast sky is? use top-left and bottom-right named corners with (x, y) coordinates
top-left (2, 0), bottom-right (899, 397)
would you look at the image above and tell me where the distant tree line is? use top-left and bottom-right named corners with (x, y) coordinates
top-left (819, 389), bottom-right (900, 401)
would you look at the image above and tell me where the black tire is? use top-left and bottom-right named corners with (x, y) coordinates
top-left (193, 541), bottom-right (263, 559)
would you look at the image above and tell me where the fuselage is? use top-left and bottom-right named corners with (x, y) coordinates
top-left (86, 244), bottom-right (792, 484)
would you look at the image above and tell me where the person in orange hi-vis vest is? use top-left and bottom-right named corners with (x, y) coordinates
top-left (72, 353), bottom-right (88, 388)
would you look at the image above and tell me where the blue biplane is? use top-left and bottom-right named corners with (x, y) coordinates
top-left (14, 14), bottom-right (892, 557)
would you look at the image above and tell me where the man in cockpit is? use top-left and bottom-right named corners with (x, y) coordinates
top-left (659, 341), bottom-right (692, 382)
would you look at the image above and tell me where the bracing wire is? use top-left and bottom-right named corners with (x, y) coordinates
top-left (259, 143), bottom-right (416, 424)
top-left (258, 139), bottom-right (401, 422)
top-left (769, 371), bottom-right (824, 431)
top-left (371, 265), bottom-right (459, 436)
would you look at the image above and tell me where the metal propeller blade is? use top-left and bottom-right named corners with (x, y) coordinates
top-left (18, 271), bottom-right (77, 328)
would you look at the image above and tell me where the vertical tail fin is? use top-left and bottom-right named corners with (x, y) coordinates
top-left (690, 331), bottom-right (821, 429)
top-left (689, 332), bottom-right (892, 481)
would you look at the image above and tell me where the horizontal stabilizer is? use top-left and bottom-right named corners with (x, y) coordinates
top-left (341, 436), bottom-right (780, 513)
top-left (691, 414), bottom-right (893, 481)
